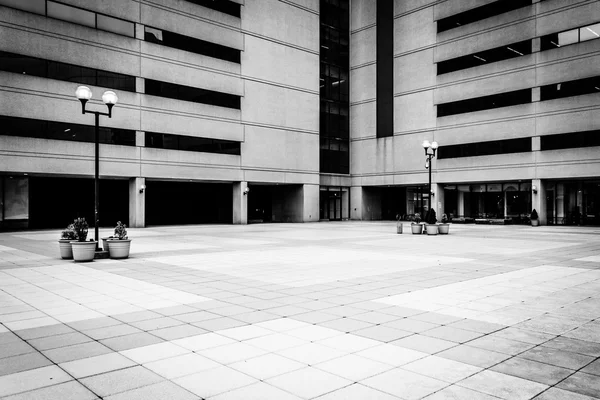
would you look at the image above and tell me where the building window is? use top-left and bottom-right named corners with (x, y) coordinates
top-left (0, 0), bottom-right (135, 37)
top-left (0, 115), bottom-right (136, 146)
top-left (541, 22), bottom-right (600, 51)
top-left (541, 130), bottom-right (600, 151)
top-left (320, 0), bottom-right (349, 174)
top-left (0, 51), bottom-right (136, 92)
top-left (437, 0), bottom-right (532, 33)
top-left (437, 89), bottom-right (531, 117)
top-left (540, 75), bottom-right (600, 101)
top-left (376, 0), bottom-right (394, 138)
top-left (144, 27), bottom-right (240, 63)
top-left (183, 0), bottom-right (240, 17)
top-left (437, 138), bottom-right (531, 159)
top-left (437, 40), bottom-right (531, 75)
top-left (145, 132), bottom-right (241, 155)
top-left (144, 79), bottom-right (241, 109)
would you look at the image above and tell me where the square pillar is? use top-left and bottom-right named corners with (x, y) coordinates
top-left (233, 181), bottom-right (248, 224)
top-left (129, 177), bottom-right (145, 228)
top-left (532, 179), bottom-right (547, 225)
top-left (350, 186), bottom-right (363, 220)
top-left (303, 184), bottom-right (319, 222)
top-left (435, 183), bottom-right (445, 220)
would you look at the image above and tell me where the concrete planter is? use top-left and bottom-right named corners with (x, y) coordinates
top-left (101, 237), bottom-right (111, 251)
top-left (396, 222), bottom-right (403, 234)
top-left (411, 224), bottom-right (423, 234)
top-left (438, 224), bottom-right (450, 234)
top-left (58, 240), bottom-right (73, 259)
top-left (531, 219), bottom-right (539, 227)
top-left (71, 241), bottom-right (97, 262)
top-left (108, 239), bottom-right (131, 259)
top-left (426, 224), bottom-right (439, 235)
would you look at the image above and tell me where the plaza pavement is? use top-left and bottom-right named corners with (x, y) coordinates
top-left (0, 222), bottom-right (599, 400)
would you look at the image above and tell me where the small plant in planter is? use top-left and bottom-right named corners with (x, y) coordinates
top-left (425, 209), bottom-right (439, 235)
top-left (58, 224), bottom-right (77, 259)
top-left (70, 218), bottom-right (97, 262)
top-left (411, 213), bottom-right (423, 234)
top-left (107, 221), bottom-right (132, 259)
top-left (530, 209), bottom-right (539, 227)
top-left (439, 213), bottom-right (450, 235)
top-left (396, 214), bottom-right (403, 234)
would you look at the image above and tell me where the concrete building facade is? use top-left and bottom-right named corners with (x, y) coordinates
top-left (0, 0), bottom-right (599, 229)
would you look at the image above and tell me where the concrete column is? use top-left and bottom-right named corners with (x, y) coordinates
top-left (232, 181), bottom-right (248, 224)
top-left (435, 183), bottom-right (445, 220)
top-left (303, 184), bottom-right (319, 222)
top-left (351, 186), bottom-right (363, 220)
top-left (129, 177), bottom-right (145, 228)
top-left (532, 179), bottom-right (547, 225)
top-left (458, 191), bottom-right (465, 217)
top-left (532, 87), bottom-right (540, 102)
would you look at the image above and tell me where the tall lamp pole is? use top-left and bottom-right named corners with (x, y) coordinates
top-left (422, 140), bottom-right (439, 213)
top-left (75, 86), bottom-right (118, 251)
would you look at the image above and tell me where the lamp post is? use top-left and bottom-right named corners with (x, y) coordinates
top-left (422, 139), bottom-right (439, 214)
top-left (75, 86), bottom-right (118, 251)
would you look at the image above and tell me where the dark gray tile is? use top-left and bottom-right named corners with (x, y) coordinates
top-left (80, 366), bottom-right (163, 398)
top-left (353, 325), bottom-right (412, 342)
top-left (0, 341), bottom-right (36, 359)
top-left (67, 317), bottom-right (122, 331)
top-left (149, 324), bottom-right (207, 340)
top-left (13, 324), bottom-right (74, 340)
top-left (519, 346), bottom-right (595, 370)
top-left (557, 372), bottom-right (600, 398)
top-left (28, 331), bottom-right (93, 351)
top-left (437, 345), bottom-right (511, 368)
top-left (100, 332), bottom-right (164, 352)
top-left (42, 341), bottom-right (113, 363)
top-left (1, 381), bottom-right (98, 400)
top-left (491, 357), bottom-right (574, 386)
top-left (0, 351), bottom-right (53, 376)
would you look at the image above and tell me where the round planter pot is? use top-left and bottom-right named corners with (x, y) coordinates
top-left (396, 223), bottom-right (403, 234)
top-left (101, 237), bottom-right (111, 252)
top-left (438, 224), bottom-right (450, 235)
top-left (531, 220), bottom-right (539, 227)
top-left (71, 241), bottom-right (97, 262)
top-left (411, 224), bottom-right (423, 234)
top-left (426, 224), bottom-right (439, 235)
top-left (58, 240), bottom-right (73, 259)
top-left (108, 239), bottom-right (131, 259)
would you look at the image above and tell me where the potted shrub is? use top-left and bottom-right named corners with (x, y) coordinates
top-left (530, 209), bottom-right (539, 227)
top-left (58, 224), bottom-right (76, 259)
top-left (396, 214), bottom-right (403, 234)
top-left (411, 213), bottom-right (423, 234)
top-left (425, 209), bottom-right (439, 235)
top-left (439, 213), bottom-right (450, 235)
top-left (107, 221), bottom-right (131, 259)
top-left (70, 218), bottom-right (97, 262)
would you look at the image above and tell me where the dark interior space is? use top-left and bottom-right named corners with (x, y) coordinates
top-left (29, 177), bottom-right (129, 229)
top-left (248, 185), bottom-right (274, 223)
top-left (381, 187), bottom-right (407, 220)
top-left (145, 181), bottom-right (232, 225)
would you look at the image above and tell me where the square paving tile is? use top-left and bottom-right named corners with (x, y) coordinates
top-left (313, 383), bottom-right (401, 400)
top-left (0, 341), bottom-right (36, 359)
top-left (490, 357), bottom-right (574, 386)
top-left (120, 341), bottom-right (190, 364)
top-left (28, 331), bottom-right (93, 351)
top-left (197, 341), bottom-right (267, 364)
top-left (423, 385), bottom-right (500, 399)
top-left (104, 381), bottom-right (199, 400)
top-left (144, 352), bottom-right (221, 379)
top-left (0, 365), bottom-right (73, 397)
top-left (557, 372), bottom-right (600, 398)
top-left (534, 387), bottom-right (600, 400)
top-left (0, 381), bottom-right (98, 400)
top-left (436, 345), bottom-right (511, 368)
top-left (209, 381), bottom-right (302, 400)
top-left (266, 366), bottom-right (352, 399)
top-left (80, 365), bottom-right (164, 397)
top-left (230, 353), bottom-right (306, 380)
top-left (100, 331), bottom-right (164, 351)
top-left (402, 355), bottom-right (482, 383)
top-left (0, 351), bottom-right (53, 376)
top-left (518, 345), bottom-right (595, 370)
top-left (174, 365), bottom-right (257, 398)
top-left (457, 370), bottom-right (548, 400)
top-left (172, 332), bottom-right (235, 351)
top-left (362, 368), bottom-right (449, 400)
top-left (356, 343), bottom-right (428, 366)
top-left (277, 342), bottom-right (346, 365)
top-left (391, 334), bottom-right (457, 354)
top-left (60, 352), bottom-right (137, 379)
top-left (42, 341), bottom-right (113, 363)
top-left (314, 353), bottom-right (393, 382)
top-left (353, 325), bottom-right (412, 342)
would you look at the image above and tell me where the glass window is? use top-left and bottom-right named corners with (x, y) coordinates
top-left (144, 27), bottom-right (164, 44)
top-left (580, 23), bottom-right (600, 42)
top-left (437, 89), bottom-right (532, 117)
top-left (558, 29), bottom-right (579, 47)
top-left (437, 0), bottom-right (532, 33)
top-left (47, 1), bottom-right (96, 28)
top-left (0, 51), bottom-right (47, 77)
top-left (183, 0), bottom-right (240, 17)
top-left (0, 0), bottom-right (45, 14)
top-left (97, 14), bottom-right (134, 37)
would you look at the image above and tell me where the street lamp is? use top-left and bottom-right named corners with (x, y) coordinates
top-left (422, 139), bottom-right (439, 213)
top-left (75, 86), bottom-right (118, 251)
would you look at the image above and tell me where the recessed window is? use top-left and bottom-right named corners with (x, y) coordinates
top-left (145, 79), bottom-right (241, 109)
top-left (437, 0), bottom-right (532, 33)
top-left (540, 75), bottom-right (600, 101)
top-left (0, 115), bottom-right (136, 146)
top-left (541, 22), bottom-right (600, 51)
top-left (145, 132), bottom-right (241, 155)
top-left (438, 138), bottom-right (531, 159)
top-left (541, 130), bottom-right (600, 151)
top-left (0, 0), bottom-right (45, 14)
top-left (437, 40), bottom-right (531, 75)
top-left (0, 51), bottom-right (136, 92)
top-left (183, 0), bottom-right (240, 17)
top-left (144, 26), bottom-right (240, 63)
top-left (437, 89), bottom-right (532, 117)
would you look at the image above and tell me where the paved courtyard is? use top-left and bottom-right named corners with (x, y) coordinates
top-left (0, 222), bottom-right (599, 400)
